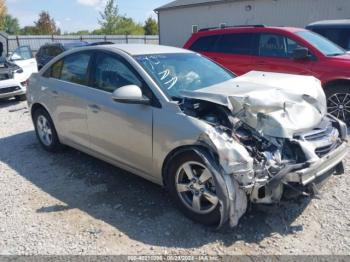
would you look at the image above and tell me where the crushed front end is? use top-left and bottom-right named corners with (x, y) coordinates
top-left (239, 114), bottom-right (347, 205)
top-left (0, 58), bottom-right (27, 99)
top-left (180, 71), bottom-right (348, 227)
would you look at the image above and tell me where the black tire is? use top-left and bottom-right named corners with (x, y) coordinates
top-left (33, 108), bottom-right (62, 152)
top-left (15, 94), bottom-right (26, 101)
top-left (325, 85), bottom-right (350, 125)
top-left (166, 151), bottom-right (221, 226)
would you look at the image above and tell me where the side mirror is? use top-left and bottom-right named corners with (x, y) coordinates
top-left (112, 85), bottom-right (150, 105)
top-left (292, 47), bottom-right (309, 60)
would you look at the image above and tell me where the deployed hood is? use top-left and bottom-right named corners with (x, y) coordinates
top-left (181, 71), bottom-right (327, 138)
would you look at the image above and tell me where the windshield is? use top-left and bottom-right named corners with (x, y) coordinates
top-left (134, 53), bottom-right (235, 100)
top-left (297, 31), bottom-right (346, 56)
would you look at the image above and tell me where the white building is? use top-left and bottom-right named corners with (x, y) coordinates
top-left (155, 0), bottom-right (350, 47)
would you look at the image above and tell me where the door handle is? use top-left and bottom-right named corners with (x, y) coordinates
top-left (88, 104), bottom-right (101, 113)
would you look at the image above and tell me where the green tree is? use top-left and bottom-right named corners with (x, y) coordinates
top-left (98, 0), bottom-right (144, 35)
top-left (20, 26), bottom-right (38, 35)
top-left (69, 30), bottom-right (90, 35)
top-left (3, 14), bottom-right (20, 34)
top-left (0, 0), bottom-right (7, 31)
top-left (144, 17), bottom-right (158, 35)
top-left (98, 0), bottom-right (119, 34)
top-left (115, 16), bottom-right (144, 35)
top-left (91, 28), bottom-right (103, 35)
top-left (34, 11), bottom-right (60, 35)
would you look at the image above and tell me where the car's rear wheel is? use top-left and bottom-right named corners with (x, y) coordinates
top-left (167, 151), bottom-right (221, 226)
top-left (15, 94), bottom-right (26, 101)
top-left (325, 85), bottom-right (350, 125)
top-left (33, 108), bottom-right (62, 152)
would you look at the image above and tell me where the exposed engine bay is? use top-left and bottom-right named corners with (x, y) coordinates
top-left (0, 57), bottom-right (23, 80)
top-left (179, 71), bottom-right (348, 228)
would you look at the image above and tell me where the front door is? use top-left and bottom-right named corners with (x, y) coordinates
top-left (255, 33), bottom-right (315, 75)
top-left (86, 51), bottom-right (153, 173)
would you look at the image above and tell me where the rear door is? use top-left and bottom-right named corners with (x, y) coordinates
top-left (188, 32), bottom-right (258, 75)
top-left (213, 33), bottom-right (258, 75)
top-left (41, 51), bottom-right (92, 148)
top-left (255, 33), bottom-right (315, 75)
top-left (10, 46), bottom-right (38, 76)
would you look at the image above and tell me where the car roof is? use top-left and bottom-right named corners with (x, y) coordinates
top-left (101, 44), bottom-right (193, 55)
top-left (42, 41), bottom-right (89, 48)
top-left (193, 25), bottom-right (307, 35)
top-left (307, 19), bottom-right (350, 28)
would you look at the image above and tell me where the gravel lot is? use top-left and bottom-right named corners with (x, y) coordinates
top-left (0, 99), bottom-right (349, 256)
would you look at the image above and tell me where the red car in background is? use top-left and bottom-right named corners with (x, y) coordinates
top-left (184, 25), bottom-right (350, 124)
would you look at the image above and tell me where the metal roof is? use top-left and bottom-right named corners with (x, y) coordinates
top-left (307, 19), bottom-right (350, 28)
top-left (155, 0), bottom-right (240, 12)
top-left (107, 44), bottom-right (193, 55)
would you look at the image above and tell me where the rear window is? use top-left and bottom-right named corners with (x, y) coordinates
top-left (43, 52), bottom-right (92, 86)
top-left (216, 33), bottom-right (255, 55)
top-left (47, 46), bottom-right (63, 57)
top-left (60, 53), bottom-right (91, 85)
top-left (189, 35), bottom-right (220, 52)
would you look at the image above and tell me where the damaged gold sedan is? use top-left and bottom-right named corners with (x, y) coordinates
top-left (27, 45), bottom-right (347, 228)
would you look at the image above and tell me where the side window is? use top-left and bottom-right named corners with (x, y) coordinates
top-left (259, 34), bottom-right (287, 58)
top-left (51, 60), bottom-right (64, 78)
top-left (48, 46), bottom-right (63, 57)
top-left (216, 33), bottom-right (255, 55)
top-left (286, 38), bottom-right (304, 57)
top-left (189, 35), bottom-right (220, 52)
top-left (41, 47), bottom-right (49, 56)
top-left (60, 52), bottom-right (91, 85)
top-left (344, 29), bottom-right (350, 50)
top-left (93, 53), bottom-right (142, 93)
top-left (43, 59), bottom-right (63, 78)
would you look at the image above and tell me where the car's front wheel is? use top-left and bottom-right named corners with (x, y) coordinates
top-left (33, 108), bottom-right (62, 152)
top-left (167, 151), bottom-right (221, 226)
top-left (325, 85), bottom-right (350, 125)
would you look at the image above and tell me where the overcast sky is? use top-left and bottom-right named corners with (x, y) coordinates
top-left (7, 0), bottom-right (169, 32)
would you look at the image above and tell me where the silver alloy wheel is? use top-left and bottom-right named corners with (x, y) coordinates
top-left (327, 93), bottom-right (350, 122)
top-left (175, 161), bottom-right (218, 214)
top-left (37, 115), bottom-right (53, 146)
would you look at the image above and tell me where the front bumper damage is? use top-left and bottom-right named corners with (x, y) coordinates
top-left (285, 141), bottom-right (347, 186)
top-left (195, 117), bottom-right (347, 229)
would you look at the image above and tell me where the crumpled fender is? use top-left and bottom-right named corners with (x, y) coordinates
top-left (192, 148), bottom-right (248, 228)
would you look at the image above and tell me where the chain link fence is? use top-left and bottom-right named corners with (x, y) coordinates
top-left (0, 33), bottom-right (159, 56)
